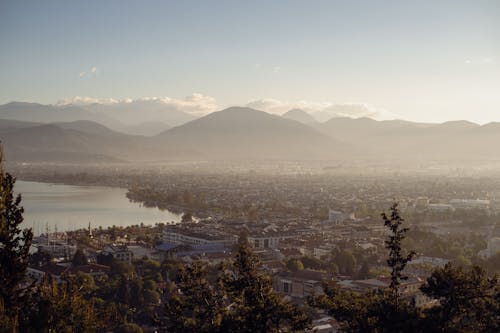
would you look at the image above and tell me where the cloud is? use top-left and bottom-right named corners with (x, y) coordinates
top-left (465, 57), bottom-right (495, 65)
top-left (315, 103), bottom-right (397, 121)
top-left (57, 95), bottom-right (396, 121)
top-left (78, 66), bottom-right (98, 78)
top-left (245, 98), bottom-right (397, 121)
top-left (57, 93), bottom-right (218, 115)
top-left (57, 96), bottom-right (121, 105)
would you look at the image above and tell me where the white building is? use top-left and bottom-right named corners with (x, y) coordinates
top-left (163, 226), bottom-right (237, 247)
top-left (328, 210), bottom-right (345, 225)
top-left (428, 204), bottom-right (455, 213)
top-left (449, 199), bottom-right (490, 211)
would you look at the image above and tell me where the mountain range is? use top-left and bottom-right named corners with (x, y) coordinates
top-left (1, 101), bottom-right (500, 164)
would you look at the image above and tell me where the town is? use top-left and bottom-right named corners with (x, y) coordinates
top-left (21, 167), bottom-right (500, 332)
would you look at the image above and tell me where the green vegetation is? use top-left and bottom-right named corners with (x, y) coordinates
top-left (0, 149), bottom-right (34, 332)
top-left (164, 240), bottom-right (311, 332)
top-left (311, 203), bottom-right (500, 333)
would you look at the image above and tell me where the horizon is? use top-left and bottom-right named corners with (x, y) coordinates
top-left (2, 99), bottom-right (500, 126)
top-left (1, 0), bottom-right (499, 124)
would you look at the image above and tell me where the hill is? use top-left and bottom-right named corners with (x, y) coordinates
top-left (156, 107), bottom-right (345, 159)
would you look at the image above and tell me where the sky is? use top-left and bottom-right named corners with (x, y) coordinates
top-left (0, 0), bottom-right (499, 123)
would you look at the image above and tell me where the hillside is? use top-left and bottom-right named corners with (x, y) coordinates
top-left (156, 107), bottom-right (346, 159)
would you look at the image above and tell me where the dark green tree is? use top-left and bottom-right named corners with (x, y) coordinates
top-left (72, 248), bottom-right (88, 266)
top-left (221, 241), bottom-right (310, 332)
top-left (26, 274), bottom-right (103, 333)
top-left (0, 147), bottom-right (34, 332)
top-left (332, 249), bottom-right (357, 276)
top-left (286, 258), bottom-right (304, 272)
top-left (420, 263), bottom-right (500, 333)
top-left (311, 203), bottom-right (420, 333)
top-left (163, 261), bottom-right (226, 333)
top-left (381, 203), bottom-right (416, 306)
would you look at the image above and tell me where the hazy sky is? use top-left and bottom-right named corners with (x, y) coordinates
top-left (0, 0), bottom-right (499, 123)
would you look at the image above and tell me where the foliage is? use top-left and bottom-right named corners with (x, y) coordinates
top-left (0, 147), bottom-right (34, 332)
top-left (163, 241), bottom-right (311, 333)
top-left (286, 258), bottom-right (304, 272)
top-left (311, 281), bottom-right (420, 333)
top-left (115, 323), bottom-right (143, 333)
top-left (25, 275), bottom-right (106, 333)
top-left (163, 262), bottom-right (226, 332)
top-left (420, 263), bottom-right (500, 333)
top-left (72, 248), bottom-right (88, 266)
top-left (381, 203), bottom-right (416, 304)
top-left (310, 202), bottom-right (420, 333)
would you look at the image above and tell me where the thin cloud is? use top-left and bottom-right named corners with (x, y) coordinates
top-left (465, 57), bottom-right (494, 65)
top-left (78, 66), bottom-right (98, 78)
top-left (57, 93), bottom-right (218, 115)
top-left (245, 98), bottom-right (397, 121)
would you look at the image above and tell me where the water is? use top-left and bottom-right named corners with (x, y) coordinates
top-left (15, 181), bottom-right (182, 235)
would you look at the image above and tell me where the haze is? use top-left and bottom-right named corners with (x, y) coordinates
top-left (1, 0), bottom-right (499, 124)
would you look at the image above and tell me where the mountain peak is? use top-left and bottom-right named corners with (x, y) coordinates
top-left (282, 109), bottom-right (316, 124)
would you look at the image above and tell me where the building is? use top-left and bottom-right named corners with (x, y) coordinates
top-left (449, 199), bottom-right (490, 211)
top-left (102, 245), bottom-right (133, 264)
top-left (273, 269), bottom-right (329, 299)
top-left (428, 203), bottom-right (455, 213)
top-left (328, 210), bottom-right (345, 225)
top-left (163, 225), bottom-right (237, 247)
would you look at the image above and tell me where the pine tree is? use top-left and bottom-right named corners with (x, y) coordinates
top-left (0, 146), bottom-right (34, 332)
top-left (311, 203), bottom-right (420, 333)
top-left (420, 264), bottom-right (500, 333)
top-left (381, 202), bottom-right (416, 306)
top-left (221, 240), bottom-right (310, 332)
top-left (163, 261), bottom-right (225, 333)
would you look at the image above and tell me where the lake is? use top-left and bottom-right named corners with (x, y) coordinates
top-left (14, 181), bottom-right (182, 235)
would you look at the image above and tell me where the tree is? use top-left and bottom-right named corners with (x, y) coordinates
top-left (115, 323), bottom-right (143, 333)
top-left (163, 242), bottom-right (310, 333)
top-left (27, 275), bottom-right (104, 333)
top-left (420, 263), bottom-right (500, 333)
top-left (310, 203), bottom-right (420, 333)
top-left (163, 262), bottom-right (226, 333)
top-left (381, 203), bottom-right (416, 306)
top-left (332, 249), bottom-right (357, 275)
top-left (72, 248), bottom-right (88, 266)
top-left (181, 212), bottom-right (193, 223)
top-left (0, 146), bottom-right (34, 332)
top-left (221, 241), bottom-right (310, 332)
top-left (286, 258), bottom-right (304, 272)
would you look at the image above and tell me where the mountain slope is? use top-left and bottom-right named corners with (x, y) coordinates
top-left (282, 109), bottom-right (317, 124)
top-left (81, 100), bottom-right (197, 127)
top-left (0, 102), bottom-right (123, 129)
top-left (0, 121), bottom-right (161, 163)
top-left (156, 107), bottom-right (346, 159)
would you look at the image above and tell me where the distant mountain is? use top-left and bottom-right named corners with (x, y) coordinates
top-left (156, 107), bottom-right (345, 159)
top-left (0, 120), bottom-right (161, 163)
top-left (315, 117), bottom-right (431, 141)
top-left (53, 120), bottom-right (126, 136)
top-left (315, 116), bottom-right (500, 160)
top-left (0, 119), bottom-right (41, 132)
top-left (0, 101), bottom-right (196, 135)
top-left (80, 100), bottom-right (197, 127)
top-left (281, 109), bottom-right (317, 124)
top-left (118, 121), bottom-right (171, 136)
top-left (0, 102), bottom-right (123, 129)
top-left (3, 107), bottom-right (500, 164)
